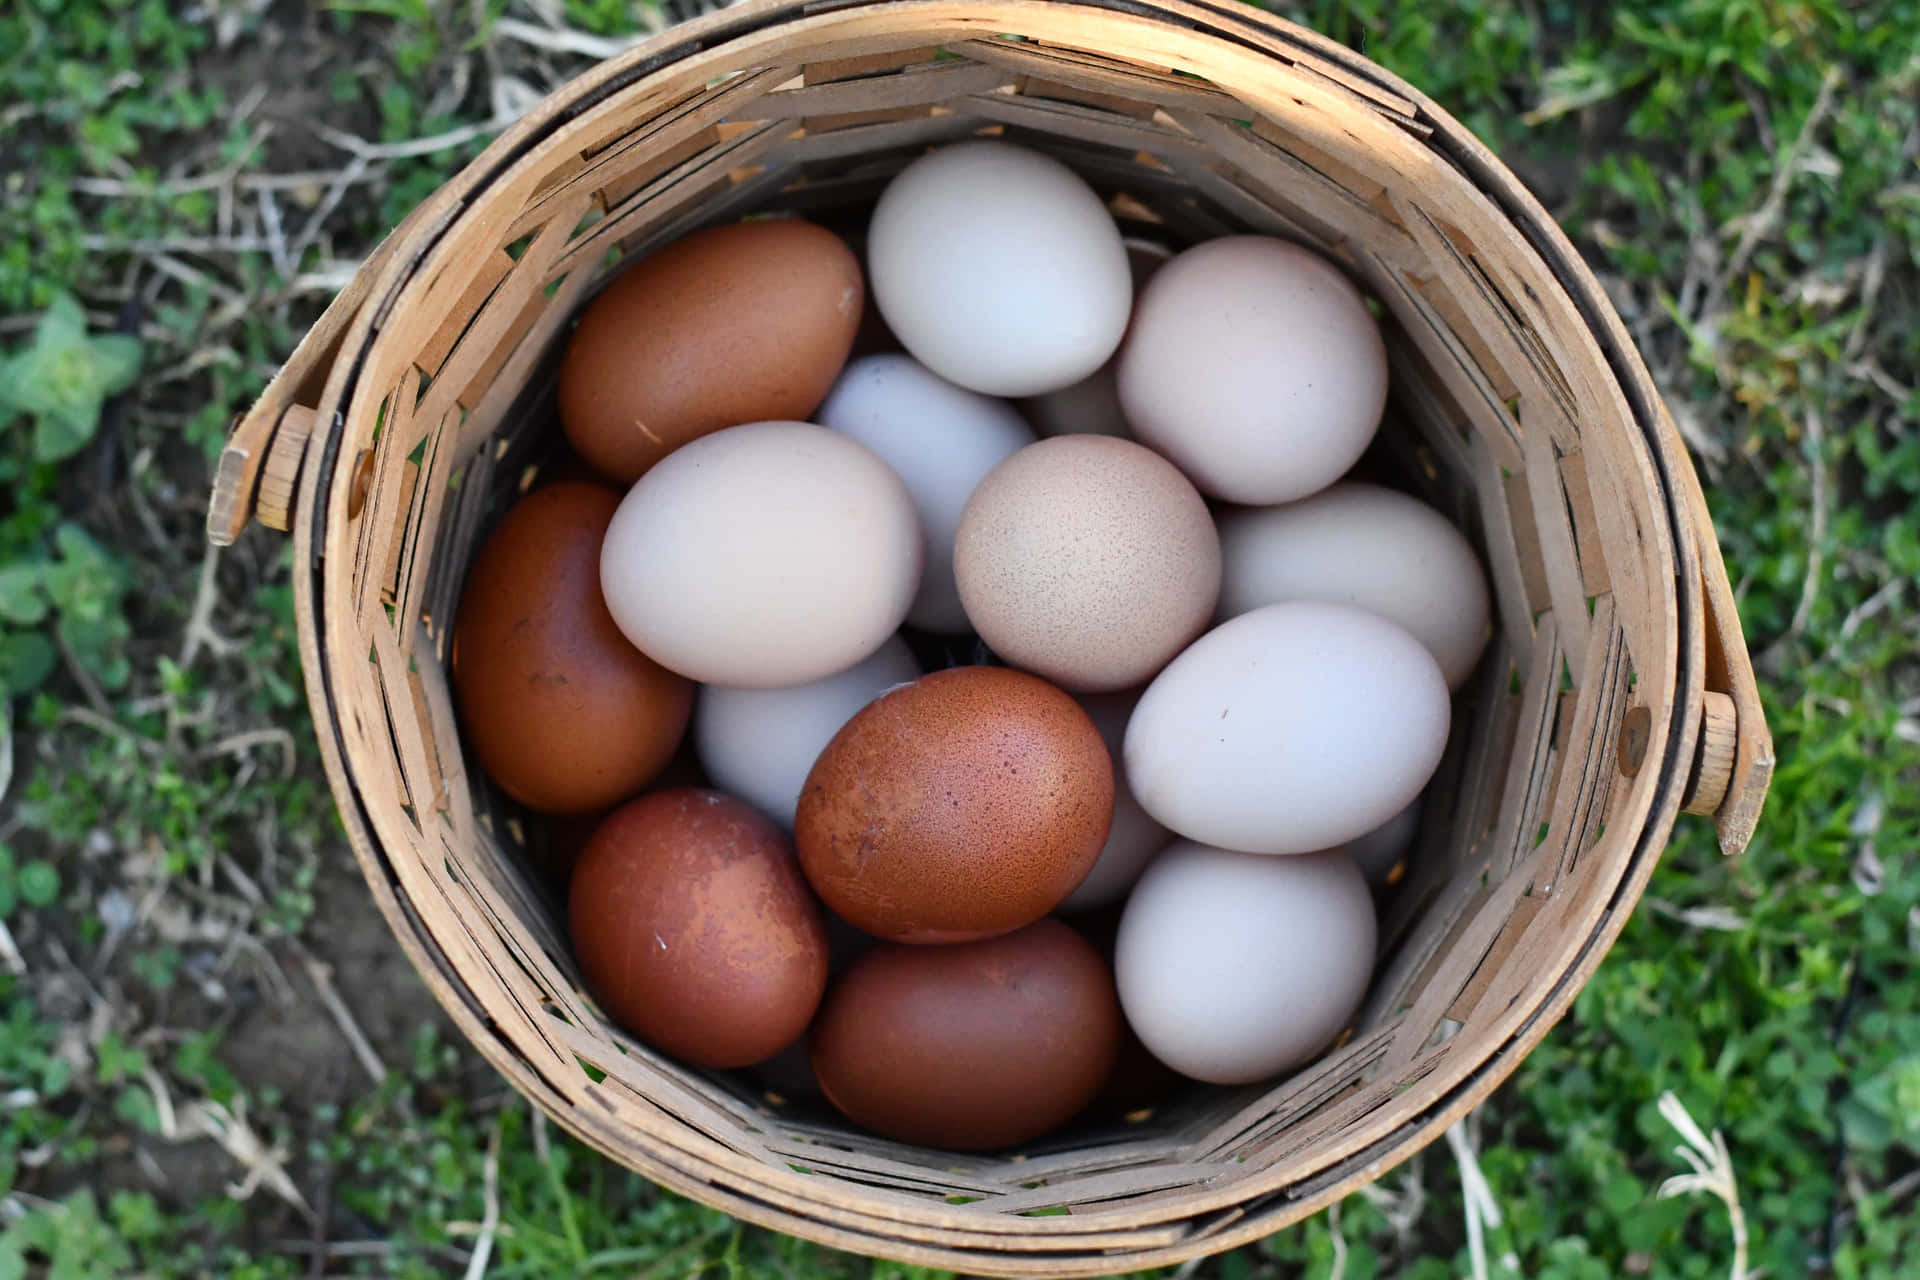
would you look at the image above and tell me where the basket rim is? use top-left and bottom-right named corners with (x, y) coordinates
top-left (283, 0), bottom-right (1712, 1269)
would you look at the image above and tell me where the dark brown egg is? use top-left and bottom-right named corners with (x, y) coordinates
top-left (795, 666), bottom-right (1113, 943)
top-left (569, 789), bottom-right (829, 1069)
top-left (810, 919), bottom-right (1122, 1150)
top-left (557, 219), bottom-right (863, 484)
top-left (452, 483), bottom-right (692, 815)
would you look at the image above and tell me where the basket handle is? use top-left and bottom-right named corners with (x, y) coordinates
top-left (1668, 417), bottom-right (1775, 856)
top-left (206, 220), bottom-right (412, 546)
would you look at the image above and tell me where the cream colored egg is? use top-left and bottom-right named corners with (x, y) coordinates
top-left (1117, 236), bottom-right (1387, 504)
top-left (1116, 844), bottom-right (1375, 1084)
top-left (600, 421), bottom-right (922, 687)
top-left (1125, 602), bottom-right (1449, 854)
top-left (695, 636), bottom-right (921, 828)
top-left (954, 436), bottom-right (1221, 693)
top-left (1059, 689), bottom-right (1173, 912)
top-left (1218, 483), bottom-right (1491, 689)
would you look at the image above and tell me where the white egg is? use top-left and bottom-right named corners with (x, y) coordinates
top-left (1116, 844), bottom-right (1375, 1084)
top-left (1117, 236), bottom-right (1387, 504)
top-left (1125, 602), bottom-right (1449, 854)
top-left (1218, 483), bottom-right (1491, 689)
top-left (1058, 690), bottom-right (1173, 912)
top-left (600, 421), bottom-right (922, 687)
top-left (868, 141), bottom-right (1132, 397)
top-left (1335, 798), bottom-right (1422, 890)
top-left (817, 355), bottom-right (1035, 632)
top-left (695, 636), bottom-right (921, 828)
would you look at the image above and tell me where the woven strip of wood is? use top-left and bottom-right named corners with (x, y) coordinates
top-left (258, 2), bottom-right (1770, 1273)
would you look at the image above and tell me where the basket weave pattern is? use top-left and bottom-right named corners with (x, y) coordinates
top-left (212, 2), bottom-right (1771, 1272)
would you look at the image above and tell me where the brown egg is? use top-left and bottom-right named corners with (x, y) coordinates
top-left (452, 483), bottom-right (692, 815)
top-left (795, 667), bottom-right (1113, 943)
top-left (569, 789), bottom-right (829, 1068)
top-left (810, 919), bottom-right (1121, 1150)
top-left (557, 219), bottom-right (863, 483)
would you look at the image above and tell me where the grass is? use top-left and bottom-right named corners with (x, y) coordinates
top-left (1, 0), bottom-right (1916, 1276)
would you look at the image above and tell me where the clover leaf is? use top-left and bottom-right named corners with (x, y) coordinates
top-left (0, 293), bottom-right (143, 463)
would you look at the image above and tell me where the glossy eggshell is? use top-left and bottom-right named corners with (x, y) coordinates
top-left (568, 789), bottom-right (829, 1069)
top-left (795, 667), bottom-right (1113, 943)
top-left (451, 483), bottom-right (693, 815)
top-left (809, 919), bottom-right (1122, 1150)
top-left (558, 219), bottom-right (863, 484)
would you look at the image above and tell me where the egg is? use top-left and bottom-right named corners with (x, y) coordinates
top-left (795, 666), bottom-right (1112, 943)
top-left (1126, 602), bottom-right (1450, 854)
top-left (954, 436), bottom-right (1221, 693)
top-left (1337, 797), bottom-right (1422, 889)
top-left (558, 219), bottom-right (863, 484)
top-left (599, 421), bottom-right (923, 688)
top-left (1116, 844), bottom-right (1375, 1084)
top-left (1218, 483), bottom-right (1492, 689)
top-left (1058, 690), bottom-right (1173, 913)
top-left (809, 919), bottom-right (1122, 1149)
top-left (868, 141), bottom-right (1131, 396)
top-left (1019, 239), bottom-right (1171, 439)
top-left (1117, 236), bottom-right (1388, 504)
top-left (451, 483), bottom-right (692, 815)
top-left (816, 355), bottom-right (1035, 632)
top-left (694, 635), bottom-right (921, 828)
top-left (568, 789), bottom-right (829, 1068)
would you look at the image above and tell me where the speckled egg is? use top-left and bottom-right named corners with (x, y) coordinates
top-left (794, 667), bottom-right (1113, 943)
top-left (809, 919), bottom-right (1122, 1150)
top-left (451, 483), bottom-right (692, 815)
top-left (568, 789), bottom-right (829, 1069)
top-left (954, 436), bottom-right (1221, 692)
top-left (558, 219), bottom-right (863, 484)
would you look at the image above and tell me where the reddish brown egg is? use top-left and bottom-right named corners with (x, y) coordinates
top-left (452, 483), bottom-right (692, 815)
top-left (569, 789), bottom-right (829, 1068)
top-left (810, 919), bottom-right (1122, 1150)
top-left (557, 219), bottom-right (863, 483)
top-left (795, 666), bottom-right (1113, 943)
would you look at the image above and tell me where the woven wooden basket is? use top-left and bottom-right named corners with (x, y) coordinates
top-left (207, 1), bottom-right (1774, 1272)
